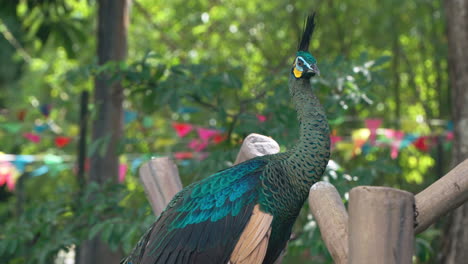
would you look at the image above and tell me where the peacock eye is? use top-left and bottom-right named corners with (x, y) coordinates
top-left (297, 60), bottom-right (304, 67)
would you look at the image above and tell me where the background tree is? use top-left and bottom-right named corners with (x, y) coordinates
top-left (77, 0), bottom-right (129, 263)
top-left (441, 0), bottom-right (468, 263)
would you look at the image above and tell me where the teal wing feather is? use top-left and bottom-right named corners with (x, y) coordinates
top-left (124, 157), bottom-right (269, 264)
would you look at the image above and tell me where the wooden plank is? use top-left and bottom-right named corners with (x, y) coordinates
top-left (415, 159), bottom-right (468, 234)
top-left (308, 182), bottom-right (348, 264)
top-left (348, 186), bottom-right (414, 264)
top-left (235, 133), bottom-right (280, 164)
top-left (139, 157), bottom-right (183, 216)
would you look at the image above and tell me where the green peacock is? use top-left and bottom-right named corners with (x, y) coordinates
top-left (122, 13), bottom-right (330, 264)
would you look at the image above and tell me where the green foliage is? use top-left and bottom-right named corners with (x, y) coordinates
top-left (0, 176), bottom-right (153, 264)
top-left (0, 0), bottom-right (450, 263)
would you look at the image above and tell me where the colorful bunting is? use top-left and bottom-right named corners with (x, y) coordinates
top-left (0, 162), bottom-right (17, 191)
top-left (177, 107), bottom-right (199, 114)
top-left (39, 104), bottom-right (51, 117)
top-left (400, 134), bottom-right (418, 149)
top-left (23, 132), bottom-right (41, 143)
top-left (17, 109), bottom-right (26, 121)
top-left (172, 122), bottom-right (193, 137)
top-left (142, 116), bottom-right (153, 128)
top-left (188, 139), bottom-right (208, 152)
top-left (30, 165), bottom-right (49, 177)
top-left (118, 163), bottom-right (128, 183)
top-left (0, 162), bottom-right (12, 186)
top-left (124, 111), bottom-right (138, 124)
top-left (131, 157), bottom-right (145, 173)
top-left (330, 135), bottom-right (342, 149)
top-left (213, 134), bottom-right (227, 144)
top-left (55, 136), bottom-right (72, 148)
top-left (12, 155), bottom-right (34, 173)
top-left (197, 128), bottom-right (220, 141)
top-left (0, 123), bottom-right (23, 133)
top-left (174, 152), bottom-right (194, 160)
top-left (365, 119), bottom-right (382, 145)
top-left (388, 130), bottom-right (405, 159)
top-left (446, 131), bottom-right (454, 141)
top-left (34, 123), bottom-right (49, 133)
top-left (413, 136), bottom-right (430, 152)
top-left (256, 115), bottom-right (267, 122)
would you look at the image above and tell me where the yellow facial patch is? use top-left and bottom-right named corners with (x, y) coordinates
top-left (293, 67), bottom-right (302, 78)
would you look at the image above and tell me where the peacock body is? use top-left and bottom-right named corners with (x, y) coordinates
top-left (123, 13), bottom-right (330, 264)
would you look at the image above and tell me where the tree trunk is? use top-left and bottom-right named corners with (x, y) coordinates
top-left (441, 1), bottom-right (468, 263)
top-left (77, 1), bottom-right (129, 263)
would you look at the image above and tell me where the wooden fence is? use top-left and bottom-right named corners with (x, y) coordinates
top-left (138, 133), bottom-right (468, 264)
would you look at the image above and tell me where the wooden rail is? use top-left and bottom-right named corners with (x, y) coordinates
top-left (308, 159), bottom-right (468, 263)
top-left (138, 133), bottom-right (468, 263)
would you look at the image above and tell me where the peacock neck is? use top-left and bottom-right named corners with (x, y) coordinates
top-left (287, 76), bottom-right (330, 186)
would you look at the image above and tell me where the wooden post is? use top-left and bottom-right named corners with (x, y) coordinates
top-left (348, 186), bottom-right (414, 264)
top-left (235, 133), bottom-right (280, 164)
top-left (139, 157), bottom-right (183, 216)
top-left (308, 182), bottom-right (348, 264)
top-left (415, 159), bottom-right (468, 234)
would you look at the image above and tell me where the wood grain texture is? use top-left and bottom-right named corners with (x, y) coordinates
top-left (415, 159), bottom-right (468, 234)
top-left (308, 182), bottom-right (348, 264)
top-left (234, 133), bottom-right (280, 164)
top-left (139, 157), bottom-right (183, 216)
top-left (229, 204), bottom-right (273, 264)
top-left (348, 186), bottom-right (414, 264)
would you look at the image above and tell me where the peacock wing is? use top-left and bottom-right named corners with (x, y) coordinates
top-left (135, 158), bottom-right (271, 264)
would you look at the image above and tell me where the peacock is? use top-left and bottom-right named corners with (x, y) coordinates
top-left (122, 13), bottom-right (330, 264)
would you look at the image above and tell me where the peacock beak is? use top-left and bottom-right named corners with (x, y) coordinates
top-left (309, 64), bottom-right (320, 76)
top-left (303, 64), bottom-right (320, 79)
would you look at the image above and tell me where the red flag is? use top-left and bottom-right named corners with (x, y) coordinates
top-left (213, 134), bottom-right (227, 144)
top-left (55, 136), bottom-right (72, 148)
top-left (174, 152), bottom-right (194, 160)
top-left (172, 122), bottom-right (193, 137)
top-left (413, 136), bottom-right (430, 152)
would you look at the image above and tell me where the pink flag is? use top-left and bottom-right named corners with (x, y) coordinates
top-left (330, 135), bottom-right (342, 149)
top-left (172, 122), bottom-right (193, 137)
top-left (390, 130), bottom-right (405, 159)
top-left (365, 119), bottom-right (382, 145)
top-left (446, 131), bottom-right (454, 141)
top-left (197, 128), bottom-right (219, 141)
top-left (118, 163), bottom-right (128, 183)
top-left (256, 115), bottom-right (267, 122)
top-left (188, 139), bottom-right (208, 152)
top-left (23, 132), bottom-right (41, 143)
top-left (0, 162), bottom-right (13, 190)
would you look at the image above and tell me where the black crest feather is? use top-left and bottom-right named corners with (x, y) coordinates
top-left (298, 13), bottom-right (316, 51)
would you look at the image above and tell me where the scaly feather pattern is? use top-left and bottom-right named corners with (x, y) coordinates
top-left (123, 158), bottom-right (270, 264)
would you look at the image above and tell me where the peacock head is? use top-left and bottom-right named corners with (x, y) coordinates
top-left (291, 13), bottom-right (320, 80)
